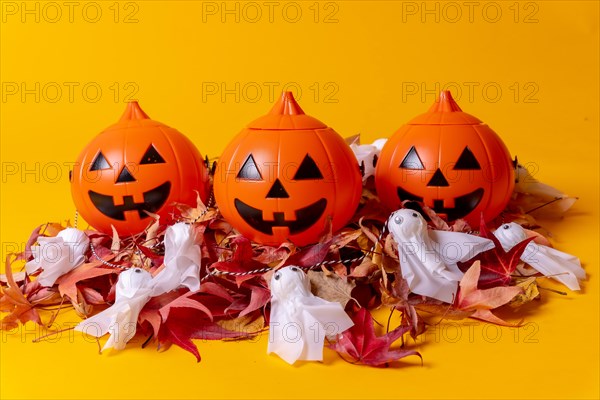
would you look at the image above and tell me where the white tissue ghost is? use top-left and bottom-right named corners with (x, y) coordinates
top-left (25, 228), bottom-right (89, 287)
top-left (268, 266), bottom-right (354, 365)
top-left (74, 223), bottom-right (203, 351)
top-left (75, 268), bottom-right (153, 351)
top-left (350, 138), bottom-right (387, 181)
top-left (494, 222), bottom-right (585, 291)
top-left (388, 209), bottom-right (495, 303)
top-left (151, 222), bottom-right (201, 296)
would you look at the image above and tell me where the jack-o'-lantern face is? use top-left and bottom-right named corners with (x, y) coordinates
top-left (86, 144), bottom-right (172, 221)
top-left (71, 102), bottom-right (209, 236)
top-left (393, 143), bottom-right (486, 220)
top-left (233, 152), bottom-right (328, 235)
top-left (375, 91), bottom-right (515, 226)
top-left (214, 92), bottom-right (362, 246)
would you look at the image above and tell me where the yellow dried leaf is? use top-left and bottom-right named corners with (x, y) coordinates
top-left (334, 228), bottom-right (363, 249)
top-left (72, 289), bottom-right (93, 318)
top-left (384, 235), bottom-right (398, 259)
top-left (41, 222), bottom-right (65, 237)
top-left (510, 277), bottom-right (540, 308)
top-left (216, 315), bottom-right (265, 336)
top-left (350, 258), bottom-right (378, 278)
top-left (308, 270), bottom-right (356, 308)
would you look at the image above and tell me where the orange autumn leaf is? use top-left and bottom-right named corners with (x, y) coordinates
top-left (456, 261), bottom-right (523, 326)
top-left (56, 260), bottom-right (119, 302)
top-left (0, 256), bottom-right (41, 330)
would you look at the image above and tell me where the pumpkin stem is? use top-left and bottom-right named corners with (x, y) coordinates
top-left (247, 91), bottom-right (326, 129)
top-left (119, 101), bottom-right (150, 122)
top-left (428, 91), bottom-right (463, 113)
top-left (269, 91), bottom-right (306, 116)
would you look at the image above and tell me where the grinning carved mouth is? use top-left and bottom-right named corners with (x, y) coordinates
top-left (397, 187), bottom-right (484, 220)
top-left (89, 181), bottom-right (171, 221)
top-left (234, 198), bottom-right (327, 235)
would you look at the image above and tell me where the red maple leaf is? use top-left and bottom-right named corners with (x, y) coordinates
top-left (328, 308), bottom-right (421, 367)
top-left (212, 277), bottom-right (271, 319)
top-left (477, 216), bottom-right (534, 288)
top-left (211, 237), bottom-right (268, 284)
top-left (139, 282), bottom-right (260, 361)
top-left (284, 238), bottom-right (334, 267)
top-left (238, 284), bottom-right (270, 317)
top-left (157, 307), bottom-right (251, 362)
top-left (140, 283), bottom-right (234, 338)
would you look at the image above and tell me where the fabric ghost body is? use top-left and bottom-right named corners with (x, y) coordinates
top-left (151, 222), bottom-right (201, 296)
top-left (25, 228), bottom-right (89, 287)
top-left (350, 139), bottom-right (386, 182)
top-left (268, 266), bottom-right (353, 365)
top-left (74, 223), bottom-right (203, 351)
top-left (388, 209), bottom-right (494, 303)
top-left (494, 223), bottom-right (585, 291)
top-left (75, 268), bottom-right (153, 351)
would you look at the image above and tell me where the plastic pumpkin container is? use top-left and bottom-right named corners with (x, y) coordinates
top-left (214, 92), bottom-right (362, 246)
top-left (71, 102), bottom-right (210, 235)
top-left (375, 91), bottom-right (515, 226)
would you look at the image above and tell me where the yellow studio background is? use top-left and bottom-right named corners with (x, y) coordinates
top-left (0, 1), bottom-right (598, 399)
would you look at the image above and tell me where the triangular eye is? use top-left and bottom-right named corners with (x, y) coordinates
top-left (454, 147), bottom-right (481, 170)
top-left (293, 154), bottom-right (323, 180)
top-left (140, 144), bottom-right (165, 164)
top-left (237, 154), bottom-right (262, 180)
top-left (399, 146), bottom-right (425, 170)
top-left (90, 152), bottom-right (111, 171)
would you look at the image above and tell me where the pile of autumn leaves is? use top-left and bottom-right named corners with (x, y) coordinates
top-left (1, 192), bottom-right (550, 367)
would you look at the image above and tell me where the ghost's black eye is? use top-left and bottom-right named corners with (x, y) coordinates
top-left (134, 268), bottom-right (142, 273)
top-left (503, 224), bottom-right (510, 230)
top-left (140, 144), bottom-right (165, 164)
top-left (291, 267), bottom-right (299, 272)
top-left (412, 213), bottom-right (418, 218)
top-left (274, 273), bottom-right (281, 280)
top-left (237, 154), bottom-right (262, 180)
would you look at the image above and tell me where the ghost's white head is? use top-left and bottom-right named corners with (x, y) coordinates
top-left (494, 222), bottom-right (527, 247)
top-left (270, 266), bottom-right (312, 301)
top-left (57, 228), bottom-right (89, 246)
top-left (166, 222), bottom-right (195, 246)
top-left (116, 268), bottom-right (153, 299)
top-left (387, 209), bottom-right (428, 242)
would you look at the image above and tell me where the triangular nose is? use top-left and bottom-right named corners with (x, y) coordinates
top-left (116, 165), bottom-right (136, 183)
top-left (266, 179), bottom-right (289, 198)
top-left (427, 168), bottom-right (449, 187)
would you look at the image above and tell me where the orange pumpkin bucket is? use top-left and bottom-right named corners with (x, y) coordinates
top-left (375, 91), bottom-right (515, 226)
top-left (71, 102), bottom-right (210, 235)
top-left (214, 92), bottom-right (362, 246)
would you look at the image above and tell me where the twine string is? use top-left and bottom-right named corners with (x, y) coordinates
top-left (202, 222), bottom-right (388, 281)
